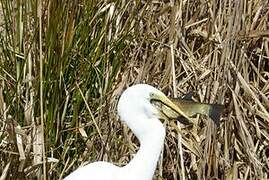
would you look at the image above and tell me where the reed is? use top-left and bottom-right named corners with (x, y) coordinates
top-left (0, 0), bottom-right (268, 179)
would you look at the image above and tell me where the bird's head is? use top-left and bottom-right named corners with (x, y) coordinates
top-left (117, 84), bottom-right (190, 138)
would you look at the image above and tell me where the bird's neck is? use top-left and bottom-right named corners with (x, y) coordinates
top-left (123, 118), bottom-right (166, 179)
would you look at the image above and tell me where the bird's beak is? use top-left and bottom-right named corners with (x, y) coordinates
top-left (150, 93), bottom-right (193, 124)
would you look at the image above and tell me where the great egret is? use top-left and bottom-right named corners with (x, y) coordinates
top-left (64, 84), bottom-right (222, 180)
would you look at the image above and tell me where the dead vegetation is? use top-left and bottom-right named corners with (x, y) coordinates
top-left (0, 0), bottom-right (268, 179)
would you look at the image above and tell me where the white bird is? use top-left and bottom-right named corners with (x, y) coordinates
top-left (64, 84), bottom-right (191, 180)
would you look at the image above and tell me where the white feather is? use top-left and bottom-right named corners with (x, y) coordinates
top-left (64, 84), bottom-right (166, 180)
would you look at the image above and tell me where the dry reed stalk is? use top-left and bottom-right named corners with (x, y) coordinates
top-left (0, 0), bottom-right (268, 179)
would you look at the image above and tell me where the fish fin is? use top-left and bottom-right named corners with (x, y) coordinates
top-left (208, 104), bottom-right (224, 126)
top-left (181, 92), bottom-right (193, 100)
top-left (170, 92), bottom-right (193, 101)
top-left (176, 116), bottom-right (193, 125)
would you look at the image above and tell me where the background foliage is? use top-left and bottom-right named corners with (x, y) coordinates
top-left (0, 0), bottom-right (268, 179)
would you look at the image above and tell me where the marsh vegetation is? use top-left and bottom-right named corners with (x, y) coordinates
top-left (0, 0), bottom-right (268, 179)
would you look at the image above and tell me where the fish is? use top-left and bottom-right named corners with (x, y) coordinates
top-left (153, 93), bottom-right (224, 126)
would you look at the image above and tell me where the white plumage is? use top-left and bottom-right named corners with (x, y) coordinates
top-left (64, 84), bottom-right (187, 180)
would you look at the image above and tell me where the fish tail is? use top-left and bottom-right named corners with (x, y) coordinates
top-left (208, 104), bottom-right (224, 126)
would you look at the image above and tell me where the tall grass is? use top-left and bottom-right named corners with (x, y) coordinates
top-left (0, 0), bottom-right (268, 179)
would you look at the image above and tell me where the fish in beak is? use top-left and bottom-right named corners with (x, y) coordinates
top-left (151, 92), bottom-right (224, 126)
top-left (149, 92), bottom-right (194, 124)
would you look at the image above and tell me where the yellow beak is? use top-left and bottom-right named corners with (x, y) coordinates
top-left (150, 93), bottom-right (193, 124)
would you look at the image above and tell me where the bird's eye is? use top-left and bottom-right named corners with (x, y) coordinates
top-left (149, 92), bottom-right (154, 97)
